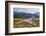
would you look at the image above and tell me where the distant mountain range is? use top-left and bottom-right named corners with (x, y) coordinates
top-left (14, 11), bottom-right (40, 18)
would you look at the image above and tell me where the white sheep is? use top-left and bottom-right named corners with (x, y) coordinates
top-left (22, 18), bottom-right (33, 24)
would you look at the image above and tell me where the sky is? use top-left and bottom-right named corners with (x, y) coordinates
top-left (13, 8), bottom-right (40, 14)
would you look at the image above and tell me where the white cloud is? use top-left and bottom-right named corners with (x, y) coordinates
top-left (14, 8), bottom-right (40, 14)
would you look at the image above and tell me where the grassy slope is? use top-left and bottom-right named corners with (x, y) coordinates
top-left (14, 17), bottom-right (39, 28)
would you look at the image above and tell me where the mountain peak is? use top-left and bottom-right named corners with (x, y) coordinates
top-left (14, 12), bottom-right (39, 18)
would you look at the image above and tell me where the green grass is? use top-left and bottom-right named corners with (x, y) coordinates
top-left (14, 17), bottom-right (39, 28)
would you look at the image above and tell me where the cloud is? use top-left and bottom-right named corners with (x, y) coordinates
top-left (13, 8), bottom-right (39, 14)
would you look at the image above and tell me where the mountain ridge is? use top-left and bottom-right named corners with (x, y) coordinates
top-left (14, 11), bottom-right (39, 18)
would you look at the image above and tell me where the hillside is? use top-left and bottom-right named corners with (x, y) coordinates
top-left (14, 11), bottom-right (39, 18)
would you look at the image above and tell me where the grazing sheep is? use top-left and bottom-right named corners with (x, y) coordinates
top-left (22, 18), bottom-right (33, 24)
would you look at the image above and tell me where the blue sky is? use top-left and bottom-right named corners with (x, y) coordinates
top-left (13, 8), bottom-right (39, 14)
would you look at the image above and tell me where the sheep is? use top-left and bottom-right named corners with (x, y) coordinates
top-left (22, 18), bottom-right (33, 24)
